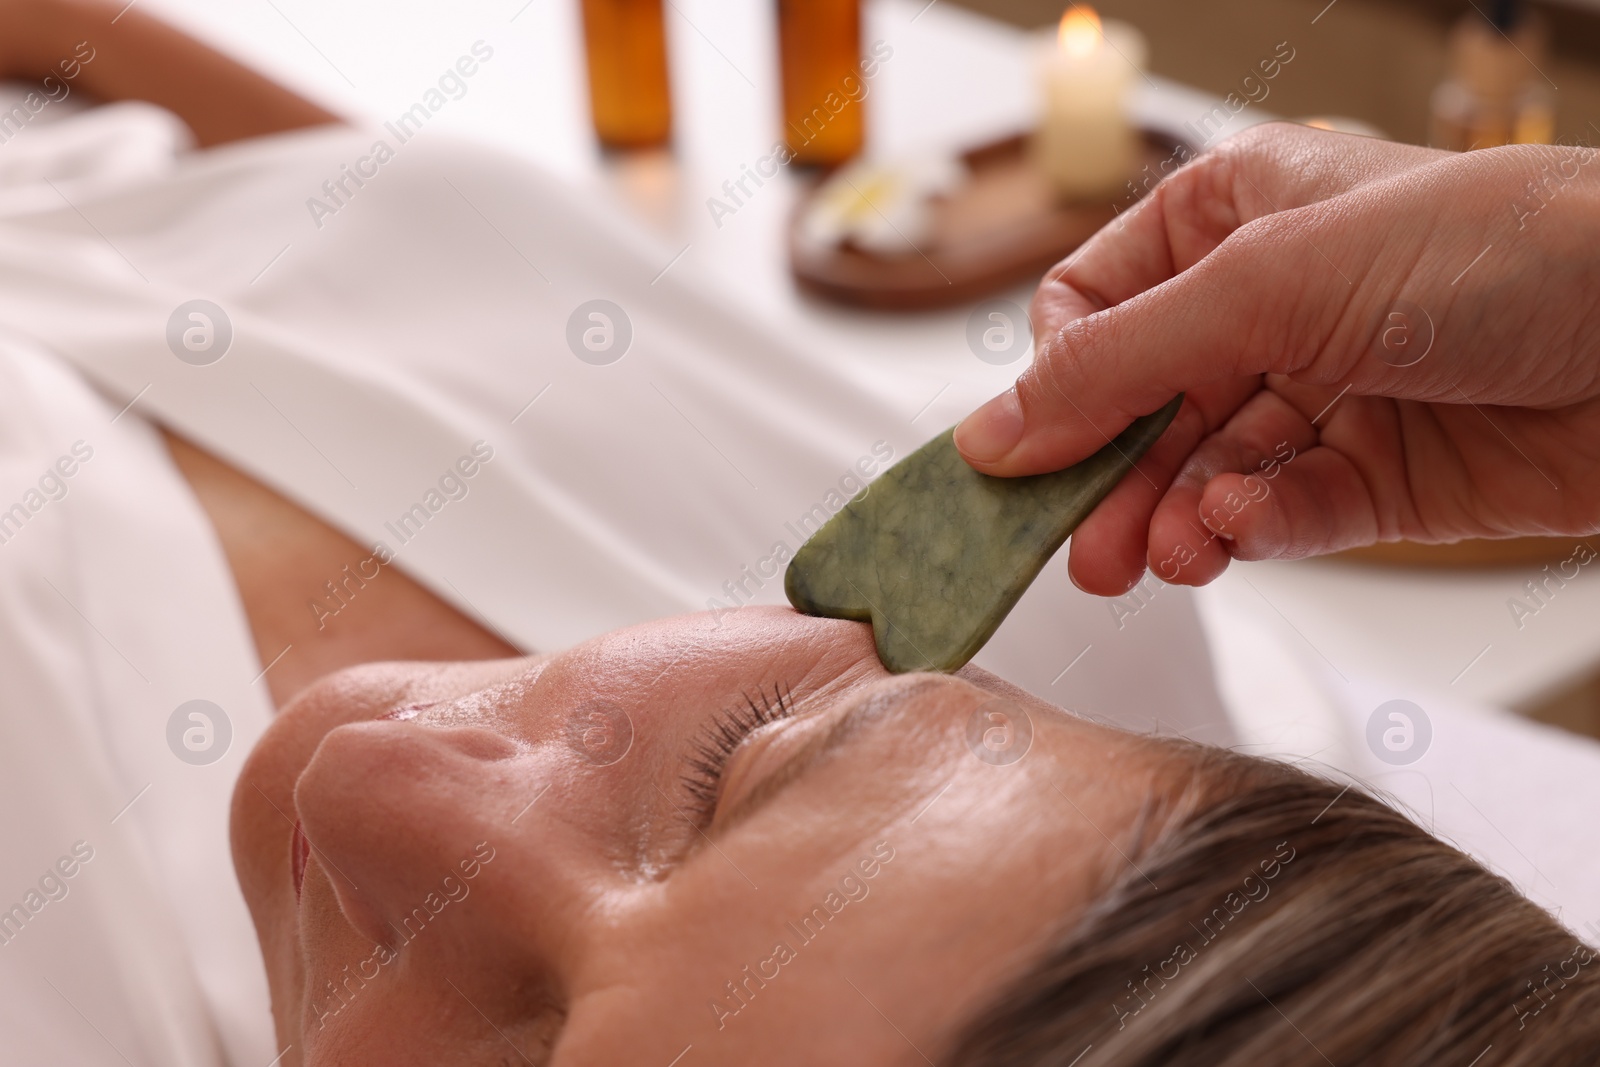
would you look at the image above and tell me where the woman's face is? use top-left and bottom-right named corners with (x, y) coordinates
top-left (233, 607), bottom-right (1172, 1066)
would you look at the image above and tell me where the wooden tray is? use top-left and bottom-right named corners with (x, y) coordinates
top-left (1332, 537), bottom-right (1584, 570)
top-left (788, 128), bottom-right (1193, 311)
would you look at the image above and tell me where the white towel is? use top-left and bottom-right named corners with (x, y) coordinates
top-left (0, 339), bottom-right (274, 1066)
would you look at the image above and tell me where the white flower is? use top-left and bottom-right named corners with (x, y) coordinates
top-left (798, 155), bottom-right (967, 256)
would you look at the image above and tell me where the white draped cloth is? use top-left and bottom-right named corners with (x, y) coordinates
top-left (0, 97), bottom-right (1592, 1065)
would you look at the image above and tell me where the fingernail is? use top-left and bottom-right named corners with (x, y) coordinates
top-left (955, 389), bottom-right (1024, 463)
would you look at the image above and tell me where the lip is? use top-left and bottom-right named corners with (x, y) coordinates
top-left (291, 820), bottom-right (310, 902)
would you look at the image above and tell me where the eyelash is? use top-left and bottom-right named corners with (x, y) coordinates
top-left (679, 685), bottom-right (795, 824)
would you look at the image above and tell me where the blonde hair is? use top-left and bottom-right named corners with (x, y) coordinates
top-left (945, 744), bottom-right (1600, 1066)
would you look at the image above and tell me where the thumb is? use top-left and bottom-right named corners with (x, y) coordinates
top-left (955, 218), bottom-right (1343, 477)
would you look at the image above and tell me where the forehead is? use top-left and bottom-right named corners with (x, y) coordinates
top-left (549, 608), bottom-right (891, 697)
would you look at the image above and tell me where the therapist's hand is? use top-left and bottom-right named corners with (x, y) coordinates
top-left (956, 122), bottom-right (1600, 595)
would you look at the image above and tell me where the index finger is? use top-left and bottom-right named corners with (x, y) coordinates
top-left (1029, 148), bottom-right (1247, 342)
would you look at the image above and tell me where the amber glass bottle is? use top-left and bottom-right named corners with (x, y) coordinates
top-left (777, 0), bottom-right (864, 166)
top-left (580, 0), bottom-right (673, 150)
top-left (1430, 8), bottom-right (1553, 151)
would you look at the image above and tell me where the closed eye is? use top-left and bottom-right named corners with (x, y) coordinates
top-left (678, 686), bottom-right (795, 827)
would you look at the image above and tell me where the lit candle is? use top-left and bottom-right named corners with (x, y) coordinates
top-left (1033, 6), bottom-right (1147, 200)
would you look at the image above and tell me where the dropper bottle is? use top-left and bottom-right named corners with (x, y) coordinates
top-left (1430, 0), bottom-right (1554, 150)
top-left (580, 0), bottom-right (673, 150)
top-left (777, 0), bottom-right (865, 166)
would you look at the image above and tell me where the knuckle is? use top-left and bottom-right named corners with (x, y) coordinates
top-left (1220, 119), bottom-right (1303, 155)
top-left (1018, 315), bottom-right (1108, 417)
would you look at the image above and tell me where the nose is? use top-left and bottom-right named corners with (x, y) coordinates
top-left (291, 695), bottom-right (627, 980)
top-left (293, 716), bottom-right (515, 942)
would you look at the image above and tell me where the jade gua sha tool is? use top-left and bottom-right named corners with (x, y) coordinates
top-left (785, 395), bottom-right (1183, 674)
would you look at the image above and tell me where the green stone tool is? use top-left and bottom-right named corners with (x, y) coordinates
top-left (784, 395), bottom-right (1183, 673)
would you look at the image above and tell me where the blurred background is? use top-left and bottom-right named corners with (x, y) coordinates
top-left (120, 0), bottom-right (1600, 745)
top-left (958, 0), bottom-right (1600, 145)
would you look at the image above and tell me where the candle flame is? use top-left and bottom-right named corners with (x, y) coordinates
top-left (1058, 6), bottom-right (1103, 58)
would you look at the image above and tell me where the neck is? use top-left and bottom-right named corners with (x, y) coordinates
top-left (161, 431), bottom-right (519, 709)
